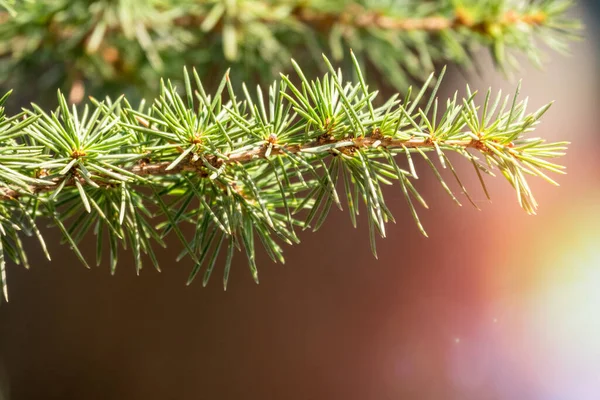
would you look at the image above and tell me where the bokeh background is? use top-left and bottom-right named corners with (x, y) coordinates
top-left (1, 2), bottom-right (600, 400)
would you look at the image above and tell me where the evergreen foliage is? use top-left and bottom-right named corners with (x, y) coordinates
top-left (0, 0), bottom-right (581, 301)
top-left (0, 53), bottom-right (568, 300)
top-left (0, 0), bottom-right (580, 102)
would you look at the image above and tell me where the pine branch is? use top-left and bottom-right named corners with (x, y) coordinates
top-left (0, 0), bottom-right (581, 101)
top-left (172, 2), bottom-right (550, 33)
top-left (0, 135), bottom-right (481, 200)
top-left (0, 54), bottom-right (567, 301)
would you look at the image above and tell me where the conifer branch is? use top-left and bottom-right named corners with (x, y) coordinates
top-left (170, 3), bottom-right (552, 33)
top-left (0, 135), bottom-right (479, 200)
top-left (0, 0), bottom-right (581, 98)
top-left (272, 3), bottom-right (550, 32)
top-left (0, 54), bottom-right (567, 301)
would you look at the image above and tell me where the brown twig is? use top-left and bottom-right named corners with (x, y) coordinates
top-left (0, 4), bottom-right (548, 52)
top-left (0, 134), bottom-right (481, 201)
top-left (172, 4), bottom-right (547, 33)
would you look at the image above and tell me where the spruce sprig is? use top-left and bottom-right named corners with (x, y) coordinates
top-left (0, 54), bottom-right (567, 301)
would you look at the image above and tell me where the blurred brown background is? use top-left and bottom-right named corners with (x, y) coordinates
top-left (1, 3), bottom-right (600, 400)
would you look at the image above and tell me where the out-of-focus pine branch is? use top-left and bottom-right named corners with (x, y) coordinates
top-left (0, 54), bottom-right (567, 301)
top-left (0, 0), bottom-right (581, 103)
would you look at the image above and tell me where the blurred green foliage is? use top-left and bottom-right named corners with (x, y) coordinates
top-left (0, 0), bottom-right (580, 107)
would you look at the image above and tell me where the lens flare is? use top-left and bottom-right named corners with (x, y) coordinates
top-left (490, 197), bottom-right (600, 399)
